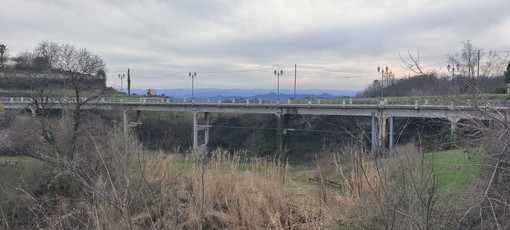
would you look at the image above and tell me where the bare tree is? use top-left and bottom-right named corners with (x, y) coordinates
top-left (479, 50), bottom-right (508, 78)
top-left (400, 50), bottom-right (428, 75)
top-left (13, 42), bottom-right (107, 159)
top-left (504, 61), bottom-right (510, 94)
top-left (34, 41), bottom-right (61, 69)
top-left (447, 40), bottom-right (479, 79)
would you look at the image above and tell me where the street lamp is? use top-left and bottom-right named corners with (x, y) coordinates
top-left (447, 64), bottom-right (459, 93)
top-left (118, 74), bottom-right (125, 93)
top-left (274, 70), bottom-right (283, 104)
top-left (377, 66), bottom-right (389, 98)
top-left (189, 72), bottom-right (197, 103)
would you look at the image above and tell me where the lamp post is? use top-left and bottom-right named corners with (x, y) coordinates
top-left (189, 72), bottom-right (197, 103)
top-left (274, 70), bottom-right (283, 104)
top-left (377, 66), bottom-right (389, 99)
top-left (118, 74), bottom-right (125, 93)
top-left (447, 64), bottom-right (459, 93)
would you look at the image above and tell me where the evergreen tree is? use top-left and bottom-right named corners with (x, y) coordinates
top-left (504, 61), bottom-right (510, 83)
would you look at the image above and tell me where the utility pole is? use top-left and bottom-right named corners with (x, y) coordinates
top-left (127, 68), bottom-right (131, 95)
top-left (294, 64), bottom-right (297, 100)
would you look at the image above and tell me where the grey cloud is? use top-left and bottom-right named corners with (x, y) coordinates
top-left (2, 0), bottom-right (510, 90)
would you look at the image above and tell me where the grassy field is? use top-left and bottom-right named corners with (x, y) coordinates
top-left (0, 147), bottom-right (489, 228)
top-left (424, 149), bottom-right (485, 194)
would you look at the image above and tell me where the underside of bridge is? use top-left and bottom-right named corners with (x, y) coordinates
top-left (120, 109), bottom-right (400, 157)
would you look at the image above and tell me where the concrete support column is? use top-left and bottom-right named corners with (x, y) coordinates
top-left (389, 116), bottom-right (394, 149)
top-left (136, 110), bottom-right (141, 123)
top-left (276, 111), bottom-right (284, 158)
top-left (371, 112), bottom-right (377, 156)
top-left (192, 110), bottom-right (198, 149)
top-left (204, 112), bottom-right (210, 146)
top-left (448, 116), bottom-right (460, 145)
top-left (122, 110), bottom-right (128, 134)
top-left (378, 113), bottom-right (387, 151)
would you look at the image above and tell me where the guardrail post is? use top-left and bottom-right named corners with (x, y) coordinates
top-left (246, 99), bottom-right (250, 106)
top-left (425, 100), bottom-right (428, 106)
top-left (258, 98), bottom-right (262, 104)
top-left (414, 100), bottom-right (418, 109)
top-left (207, 98), bottom-right (211, 103)
top-left (318, 99), bottom-right (321, 104)
top-left (342, 100), bottom-right (346, 108)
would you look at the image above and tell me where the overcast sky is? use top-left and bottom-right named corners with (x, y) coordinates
top-left (2, 0), bottom-right (510, 91)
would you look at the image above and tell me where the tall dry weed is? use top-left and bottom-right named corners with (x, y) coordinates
top-left (28, 127), bottom-right (338, 229)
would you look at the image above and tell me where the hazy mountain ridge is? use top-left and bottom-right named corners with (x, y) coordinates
top-left (129, 88), bottom-right (358, 99)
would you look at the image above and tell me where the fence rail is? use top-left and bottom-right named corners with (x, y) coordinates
top-left (1, 96), bottom-right (510, 108)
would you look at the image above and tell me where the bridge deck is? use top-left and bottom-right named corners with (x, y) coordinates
top-left (1, 97), bottom-right (508, 120)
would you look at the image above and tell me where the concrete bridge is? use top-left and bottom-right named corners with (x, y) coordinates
top-left (2, 96), bottom-right (509, 155)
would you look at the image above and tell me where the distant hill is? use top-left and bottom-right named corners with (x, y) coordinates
top-left (129, 88), bottom-right (358, 99)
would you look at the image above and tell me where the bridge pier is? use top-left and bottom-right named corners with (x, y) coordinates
top-left (193, 110), bottom-right (198, 148)
top-left (378, 113), bottom-right (387, 152)
top-left (371, 112), bottom-right (394, 156)
top-left (448, 116), bottom-right (460, 145)
top-left (371, 112), bottom-right (378, 156)
top-left (136, 110), bottom-right (141, 123)
top-left (123, 110), bottom-right (128, 133)
top-left (276, 111), bottom-right (284, 158)
top-left (192, 111), bottom-right (210, 155)
top-left (389, 116), bottom-right (394, 149)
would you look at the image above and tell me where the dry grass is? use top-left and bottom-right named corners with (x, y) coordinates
top-left (2, 126), bottom-right (485, 229)
top-left (14, 128), bottom-right (340, 229)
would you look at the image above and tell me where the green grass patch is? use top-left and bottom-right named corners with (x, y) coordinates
top-left (424, 149), bottom-right (484, 194)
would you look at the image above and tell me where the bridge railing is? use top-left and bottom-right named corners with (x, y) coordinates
top-left (2, 96), bottom-right (510, 108)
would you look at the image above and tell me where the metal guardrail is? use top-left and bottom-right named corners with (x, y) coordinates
top-left (1, 96), bottom-right (509, 108)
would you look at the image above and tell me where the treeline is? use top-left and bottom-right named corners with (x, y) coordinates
top-left (359, 74), bottom-right (506, 98)
top-left (0, 41), bottom-right (108, 92)
top-left (0, 74), bottom-right (106, 91)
